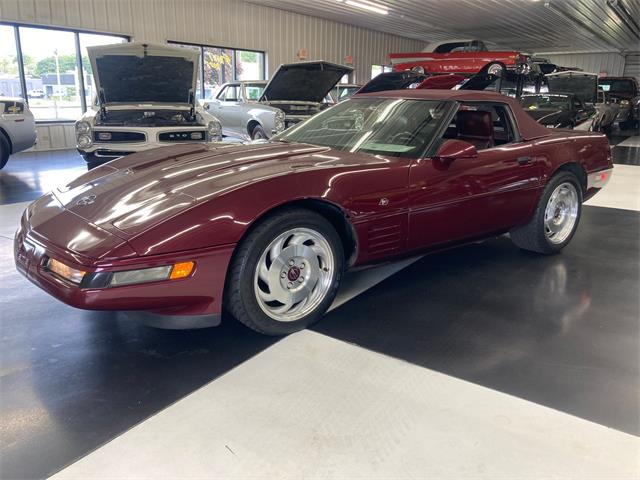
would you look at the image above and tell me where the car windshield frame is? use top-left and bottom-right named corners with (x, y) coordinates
top-left (271, 97), bottom-right (454, 159)
top-left (521, 94), bottom-right (571, 110)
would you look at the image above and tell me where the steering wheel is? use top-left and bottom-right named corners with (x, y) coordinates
top-left (390, 131), bottom-right (416, 145)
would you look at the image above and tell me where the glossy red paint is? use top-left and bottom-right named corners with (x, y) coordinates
top-left (390, 51), bottom-right (524, 75)
top-left (14, 90), bottom-right (612, 320)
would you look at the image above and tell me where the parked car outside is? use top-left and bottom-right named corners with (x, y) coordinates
top-left (598, 76), bottom-right (639, 131)
top-left (0, 97), bottom-right (37, 169)
top-left (389, 39), bottom-right (531, 77)
top-left (75, 43), bottom-right (223, 169)
top-left (205, 61), bottom-right (352, 141)
top-left (15, 90), bottom-right (612, 335)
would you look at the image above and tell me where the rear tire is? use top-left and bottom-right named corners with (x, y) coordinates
top-left (225, 208), bottom-right (344, 335)
top-left (486, 62), bottom-right (505, 77)
top-left (0, 132), bottom-right (10, 170)
top-left (510, 171), bottom-right (582, 254)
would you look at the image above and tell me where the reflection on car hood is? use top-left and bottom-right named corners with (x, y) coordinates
top-left (52, 142), bottom-right (335, 236)
top-left (525, 109), bottom-right (569, 125)
top-left (88, 43), bottom-right (199, 108)
top-left (261, 61), bottom-right (353, 103)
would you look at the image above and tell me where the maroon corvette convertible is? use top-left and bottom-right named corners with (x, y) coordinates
top-left (15, 90), bottom-right (612, 335)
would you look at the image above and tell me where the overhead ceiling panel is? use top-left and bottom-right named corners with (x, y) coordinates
top-left (247, 0), bottom-right (640, 54)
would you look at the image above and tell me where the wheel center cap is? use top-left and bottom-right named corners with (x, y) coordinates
top-left (287, 266), bottom-right (301, 281)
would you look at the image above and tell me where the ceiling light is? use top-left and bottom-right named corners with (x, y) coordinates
top-left (343, 0), bottom-right (388, 15)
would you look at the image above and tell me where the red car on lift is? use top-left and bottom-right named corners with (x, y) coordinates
top-left (15, 90), bottom-right (612, 335)
top-left (390, 39), bottom-right (531, 78)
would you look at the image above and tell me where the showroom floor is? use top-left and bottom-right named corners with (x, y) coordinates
top-left (0, 134), bottom-right (639, 479)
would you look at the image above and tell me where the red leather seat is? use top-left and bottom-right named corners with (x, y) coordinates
top-left (456, 110), bottom-right (494, 150)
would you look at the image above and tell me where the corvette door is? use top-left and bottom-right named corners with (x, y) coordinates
top-left (407, 103), bottom-right (542, 250)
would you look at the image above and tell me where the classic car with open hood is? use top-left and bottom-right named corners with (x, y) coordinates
top-left (204, 61), bottom-right (352, 140)
top-left (521, 71), bottom-right (598, 130)
top-left (598, 76), bottom-right (639, 131)
top-left (15, 90), bottom-right (612, 335)
top-left (75, 43), bottom-right (223, 168)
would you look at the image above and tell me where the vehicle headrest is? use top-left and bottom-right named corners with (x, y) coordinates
top-left (456, 110), bottom-right (494, 138)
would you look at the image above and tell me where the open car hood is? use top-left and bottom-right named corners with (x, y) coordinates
top-left (88, 43), bottom-right (199, 108)
top-left (546, 70), bottom-right (598, 104)
top-left (260, 61), bottom-right (353, 103)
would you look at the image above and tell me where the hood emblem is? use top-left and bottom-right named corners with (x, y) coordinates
top-left (76, 195), bottom-right (97, 206)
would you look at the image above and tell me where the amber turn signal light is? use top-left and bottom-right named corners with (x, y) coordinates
top-left (169, 261), bottom-right (195, 280)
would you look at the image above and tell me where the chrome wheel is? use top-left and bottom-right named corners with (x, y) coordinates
top-left (544, 182), bottom-right (579, 244)
top-left (254, 228), bottom-right (335, 322)
top-left (487, 63), bottom-right (504, 77)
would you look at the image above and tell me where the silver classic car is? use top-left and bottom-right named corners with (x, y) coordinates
top-left (205, 61), bottom-right (352, 141)
top-left (75, 43), bottom-right (223, 168)
top-left (0, 97), bottom-right (37, 169)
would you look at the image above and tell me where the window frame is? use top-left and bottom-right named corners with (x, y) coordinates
top-left (168, 40), bottom-right (266, 100)
top-left (0, 21), bottom-right (130, 123)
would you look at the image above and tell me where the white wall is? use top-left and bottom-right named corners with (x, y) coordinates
top-left (541, 52), bottom-right (626, 76)
top-left (0, 0), bottom-right (424, 151)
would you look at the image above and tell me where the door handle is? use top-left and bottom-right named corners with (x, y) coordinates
top-left (517, 156), bottom-right (532, 165)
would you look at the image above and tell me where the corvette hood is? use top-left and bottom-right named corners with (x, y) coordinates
top-left (260, 61), bottom-right (353, 103)
top-left (52, 142), bottom-right (332, 237)
top-left (88, 43), bottom-right (199, 108)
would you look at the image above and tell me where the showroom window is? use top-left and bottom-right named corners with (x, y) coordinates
top-left (169, 41), bottom-right (266, 100)
top-left (0, 22), bottom-right (128, 122)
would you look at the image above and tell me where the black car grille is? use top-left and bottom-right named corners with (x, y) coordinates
top-left (93, 131), bottom-right (146, 143)
top-left (159, 131), bottom-right (207, 142)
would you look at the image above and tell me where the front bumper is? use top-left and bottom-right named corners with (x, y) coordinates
top-left (14, 221), bottom-right (235, 319)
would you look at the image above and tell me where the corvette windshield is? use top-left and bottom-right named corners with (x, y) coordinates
top-left (521, 95), bottom-right (570, 110)
top-left (272, 98), bottom-right (451, 158)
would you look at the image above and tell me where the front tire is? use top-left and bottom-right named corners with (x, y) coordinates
top-left (250, 125), bottom-right (267, 140)
top-left (510, 171), bottom-right (582, 254)
top-left (0, 132), bottom-right (10, 169)
top-left (225, 208), bottom-right (344, 335)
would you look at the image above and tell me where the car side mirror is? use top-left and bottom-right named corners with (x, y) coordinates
top-left (433, 139), bottom-right (478, 161)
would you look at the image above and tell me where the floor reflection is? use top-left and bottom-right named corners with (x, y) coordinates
top-left (0, 149), bottom-right (86, 204)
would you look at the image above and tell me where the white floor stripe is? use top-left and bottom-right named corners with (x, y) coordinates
top-left (585, 164), bottom-right (640, 212)
top-left (49, 331), bottom-right (639, 480)
top-left (617, 136), bottom-right (640, 148)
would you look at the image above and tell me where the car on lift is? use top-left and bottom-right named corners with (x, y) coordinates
top-left (75, 43), bottom-right (223, 169)
top-left (0, 97), bottom-right (37, 169)
top-left (598, 76), bottom-right (640, 131)
top-left (389, 39), bottom-right (531, 78)
top-left (204, 61), bottom-right (353, 141)
top-left (15, 90), bottom-right (612, 335)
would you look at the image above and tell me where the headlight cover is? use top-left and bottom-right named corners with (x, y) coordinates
top-left (274, 109), bottom-right (285, 132)
top-left (207, 120), bottom-right (222, 142)
top-left (620, 99), bottom-right (630, 106)
top-left (76, 121), bottom-right (91, 134)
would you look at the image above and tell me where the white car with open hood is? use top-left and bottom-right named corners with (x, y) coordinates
top-left (204, 61), bottom-right (352, 140)
top-left (75, 43), bottom-right (223, 168)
